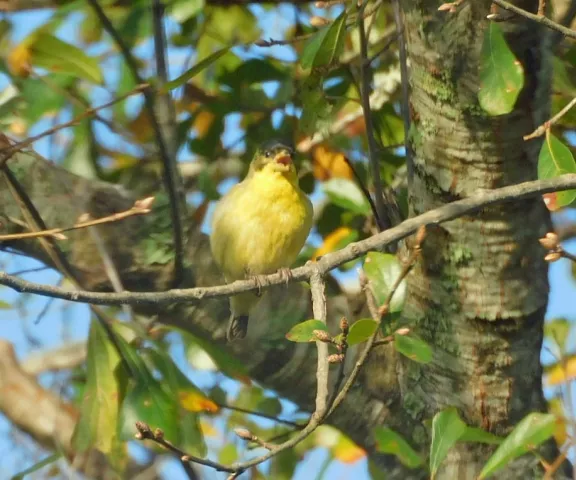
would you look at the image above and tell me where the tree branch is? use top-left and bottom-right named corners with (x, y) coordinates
top-left (86, 0), bottom-right (187, 286)
top-left (358, 0), bottom-right (386, 231)
top-left (2, 174), bottom-right (576, 306)
top-left (491, 0), bottom-right (576, 40)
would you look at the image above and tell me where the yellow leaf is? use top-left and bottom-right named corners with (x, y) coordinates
top-left (545, 356), bottom-right (576, 386)
top-left (548, 398), bottom-right (567, 446)
top-left (313, 227), bottom-right (353, 260)
top-left (8, 42), bottom-right (32, 77)
top-left (193, 110), bottom-right (216, 139)
top-left (312, 145), bottom-right (354, 181)
top-left (179, 390), bottom-right (220, 413)
top-left (200, 420), bottom-right (218, 438)
top-left (332, 434), bottom-right (366, 464)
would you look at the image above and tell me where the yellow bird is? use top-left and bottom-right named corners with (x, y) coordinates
top-left (210, 142), bottom-right (313, 341)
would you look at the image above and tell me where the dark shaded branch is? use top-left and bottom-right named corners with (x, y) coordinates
top-left (86, 0), bottom-right (187, 285)
top-left (492, 0), bottom-right (576, 40)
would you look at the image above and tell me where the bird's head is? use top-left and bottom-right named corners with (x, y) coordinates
top-left (249, 141), bottom-right (297, 178)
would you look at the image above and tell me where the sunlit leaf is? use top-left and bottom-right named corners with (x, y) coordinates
top-left (544, 318), bottom-right (571, 354)
top-left (537, 132), bottom-right (576, 208)
top-left (394, 334), bottom-right (432, 364)
top-left (478, 23), bottom-right (524, 115)
top-left (363, 252), bottom-right (406, 311)
top-left (72, 321), bottom-right (124, 455)
top-left (28, 33), bottom-right (103, 84)
top-left (313, 227), bottom-right (357, 260)
top-left (545, 355), bottom-right (576, 386)
top-left (286, 319), bottom-right (328, 342)
top-left (323, 178), bottom-right (371, 216)
top-left (347, 318), bottom-right (378, 345)
top-left (374, 427), bottom-right (422, 468)
top-left (430, 408), bottom-right (467, 478)
top-left (479, 413), bottom-right (556, 479)
top-left (332, 433), bottom-right (366, 464)
top-left (312, 144), bottom-right (354, 181)
top-left (301, 11), bottom-right (347, 69)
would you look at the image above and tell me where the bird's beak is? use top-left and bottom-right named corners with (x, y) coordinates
top-left (275, 151), bottom-right (293, 166)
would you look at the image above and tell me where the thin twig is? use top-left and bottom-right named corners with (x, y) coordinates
top-left (358, 0), bottom-right (386, 231)
top-left (0, 197), bottom-right (154, 241)
top-left (86, 0), bottom-right (187, 286)
top-left (491, 0), bottom-right (576, 40)
top-left (325, 227), bottom-right (425, 420)
top-left (217, 402), bottom-right (304, 429)
top-left (524, 97), bottom-right (576, 140)
top-left (391, 0), bottom-right (412, 188)
top-left (135, 422), bottom-right (236, 473)
top-left (3, 174), bottom-right (576, 306)
top-left (326, 317), bottom-right (349, 410)
top-left (234, 428), bottom-right (276, 451)
top-left (0, 85), bottom-right (148, 166)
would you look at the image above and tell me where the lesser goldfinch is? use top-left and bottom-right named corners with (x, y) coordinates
top-left (210, 141), bottom-right (313, 341)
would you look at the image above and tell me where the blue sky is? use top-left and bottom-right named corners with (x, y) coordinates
top-left (1, 4), bottom-right (575, 480)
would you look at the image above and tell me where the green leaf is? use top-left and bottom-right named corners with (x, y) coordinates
top-left (286, 319), bottom-right (328, 342)
top-left (347, 318), bottom-right (379, 345)
top-left (118, 380), bottom-right (179, 442)
top-left (165, 47), bottom-right (231, 90)
top-left (183, 331), bottom-right (251, 383)
top-left (394, 334), bottom-right (432, 364)
top-left (479, 413), bottom-right (556, 479)
top-left (538, 132), bottom-right (576, 208)
top-left (460, 427), bottom-right (503, 445)
top-left (301, 11), bottom-right (347, 69)
top-left (374, 427), bottom-right (422, 468)
top-left (323, 178), bottom-right (371, 216)
top-left (544, 318), bottom-right (571, 354)
top-left (146, 349), bottom-right (219, 413)
top-left (363, 252), bottom-right (406, 311)
top-left (29, 33), bottom-right (103, 84)
top-left (11, 453), bottom-right (62, 480)
top-left (299, 75), bottom-right (333, 135)
top-left (430, 408), bottom-right (467, 478)
top-left (478, 23), bottom-right (524, 115)
top-left (258, 396), bottom-right (283, 417)
top-left (219, 58), bottom-right (287, 87)
top-left (180, 412), bottom-right (207, 457)
top-left (72, 321), bottom-right (124, 455)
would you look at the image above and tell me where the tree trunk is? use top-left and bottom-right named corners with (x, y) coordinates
top-left (397, 1), bottom-right (558, 478)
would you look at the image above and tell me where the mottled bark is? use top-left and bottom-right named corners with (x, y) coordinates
top-left (398, 1), bottom-right (558, 478)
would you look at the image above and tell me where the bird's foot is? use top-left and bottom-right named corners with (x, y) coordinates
top-left (248, 274), bottom-right (266, 297)
top-left (278, 267), bottom-right (293, 285)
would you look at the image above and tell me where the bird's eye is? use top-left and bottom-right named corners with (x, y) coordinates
top-left (264, 150), bottom-right (272, 158)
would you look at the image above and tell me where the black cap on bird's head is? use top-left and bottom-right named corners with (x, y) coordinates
top-left (250, 140), bottom-right (296, 173)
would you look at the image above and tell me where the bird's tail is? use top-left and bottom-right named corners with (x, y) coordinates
top-left (227, 314), bottom-right (249, 342)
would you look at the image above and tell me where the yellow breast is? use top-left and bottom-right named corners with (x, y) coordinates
top-left (210, 168), bottom-right (313, 281)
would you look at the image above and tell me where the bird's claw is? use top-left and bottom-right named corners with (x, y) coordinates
top-left (249, 274), bottom-right (266, 297)
top-left (278, 267), bottom-right (293, 285)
